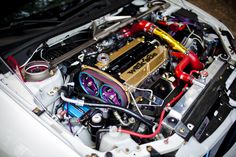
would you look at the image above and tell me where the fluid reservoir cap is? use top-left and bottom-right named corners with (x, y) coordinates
top-left (97, 53), bottom-right (110, 67)
top-left (92, 113), bottom-right (102, 123)
top-left (132, 0), bottom-right (146, 6)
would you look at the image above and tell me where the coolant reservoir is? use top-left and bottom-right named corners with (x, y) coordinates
top-left (99, 127), bottom-right (138, 152)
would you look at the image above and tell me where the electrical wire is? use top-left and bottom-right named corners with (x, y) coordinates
top-left (40, 49), bottom-right (49, 63)
top-left (129, 90), bottom-right (144, 117)
top-left (118, 106), bottom-right (165, 138)
top-left (117, 69), bottom-right (201, 138)
top-left (77, 92), bottom-right (147, 126)
top-left (192, 38), bottom-right (204, 48)
top-left (20, 45), bottom-right (44, 68)
top-left (73, 92), bottom-right (153, 127)
top-left (182, 30), bottom-right (195, 46)
top-left (118, 83), bottom-right (189, 138)
top-left (126, 83), bottom-right (153, 105)
top-left (0, 56), bottom-right (52, 116)
top-left (124, 83), bottom-right (154, 117)
top-left (68, 118), bottom-right (74, 134)
top-left (182, 25), bottom-right (204, 50)
top-left (84, 102), bottom-right (154, 128)
top-left (186, 24), bottom-right (203, 42)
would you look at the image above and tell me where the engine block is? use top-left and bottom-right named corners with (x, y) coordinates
top-left (79, 38), bottom-right (168, 106)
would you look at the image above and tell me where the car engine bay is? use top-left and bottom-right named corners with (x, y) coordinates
top-left (1, 0), bottom-right (236, 156)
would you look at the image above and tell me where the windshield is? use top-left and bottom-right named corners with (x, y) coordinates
top-left (0, 0), bottom-right (80, 28)
top-left (0, 0), bottom-right (131, 56)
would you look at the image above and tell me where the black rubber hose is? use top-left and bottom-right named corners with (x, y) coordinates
top-left (95, 128), bottom-right (109, 150)
top-left (76, 93), bottom-right (154, 128)
top-left (85, 102), bottom-right (154, 128)
top-left (78, 92), bottom-right (106, 103)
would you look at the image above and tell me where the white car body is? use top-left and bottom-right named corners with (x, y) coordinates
top-left (0, 0), bottom-right (235, 157)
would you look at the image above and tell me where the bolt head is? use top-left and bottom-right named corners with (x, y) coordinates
top-left (179, 128), bottom-right (185, 133)
top-left (146, 146), bottom-right (152, 152)
top-left (200, 70), bottom-right (208, 77)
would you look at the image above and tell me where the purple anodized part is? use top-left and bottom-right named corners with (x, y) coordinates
top-left (100, 84), bottom-right (122, 106)
top-left (79, 72), bottom-right (99, 96)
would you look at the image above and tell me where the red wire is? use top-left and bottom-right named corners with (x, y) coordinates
top-left (118, 69), bottom-right (201, 138)
top-left (118, 108), bottom-right (166, 138)
top-left (118, 83), bottom-right (189, 139)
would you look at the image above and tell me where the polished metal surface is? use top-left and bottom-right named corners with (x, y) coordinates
top-left (163, 58), bottom-right (225, 130)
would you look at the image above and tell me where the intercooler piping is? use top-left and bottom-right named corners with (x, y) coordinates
top-left (170, 51), bottom-right (203, 82)
top-left (129, 20), bottom-right (204, 83)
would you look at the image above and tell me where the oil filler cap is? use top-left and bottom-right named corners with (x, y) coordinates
top-left (92, 113), bottom-right (102, 123)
